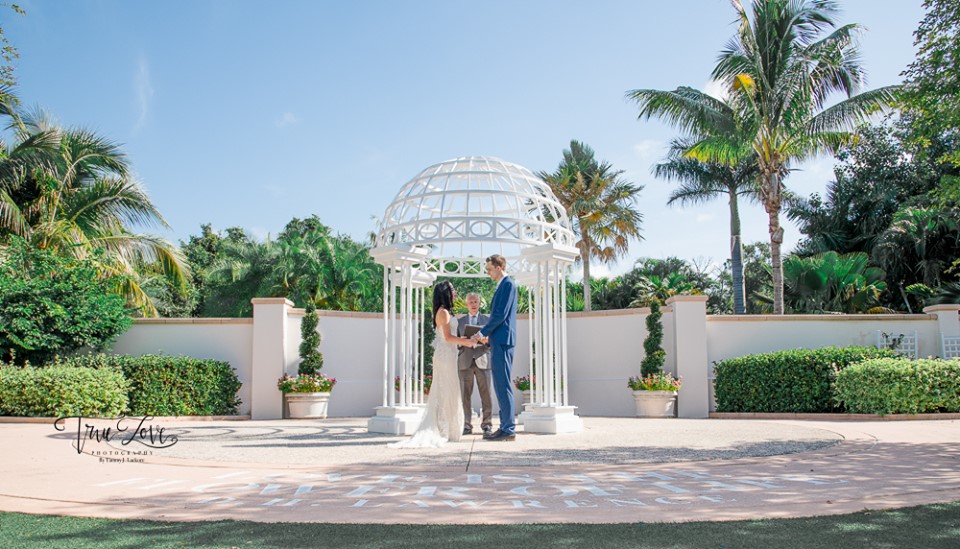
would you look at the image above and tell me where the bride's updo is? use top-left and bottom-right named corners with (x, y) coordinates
top-left (432, 281), bottom-right (454, 323)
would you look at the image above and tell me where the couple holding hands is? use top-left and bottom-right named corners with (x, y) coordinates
top-left (389, 255), bottom-right (517, 449)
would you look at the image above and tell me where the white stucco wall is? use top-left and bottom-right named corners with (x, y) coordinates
top-left (286, 310), bottom-right (386, 417)
top-left (706, 314), bottom-right (939, 366)
top-left (106, 306), bottom-right (958, 419)
top-left (560, 310), bottom-right (650, 417)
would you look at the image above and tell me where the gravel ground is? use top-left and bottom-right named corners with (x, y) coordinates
top-left (151, 417), bottom-right (842, 468)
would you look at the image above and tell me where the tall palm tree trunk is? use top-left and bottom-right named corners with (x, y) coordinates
top-left (581, 243), bottom-right (592, 312)
top-left (729, 193), bottom-right (746, 314)
top-left (763, 171), bottom-right (785, 314)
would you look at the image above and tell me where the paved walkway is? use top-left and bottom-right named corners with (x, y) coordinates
top-left (0, 417), bottom-right (957, 524)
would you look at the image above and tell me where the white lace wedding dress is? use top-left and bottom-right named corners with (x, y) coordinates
top-left (388, 313), bottom-right (464, 448)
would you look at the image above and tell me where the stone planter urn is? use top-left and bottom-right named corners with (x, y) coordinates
top-left (632, 390), bottom-right (677, 418)
top-left (286, 392), bottom-right (331, 419)
top-left (515, 389), bottom-right (532, 417)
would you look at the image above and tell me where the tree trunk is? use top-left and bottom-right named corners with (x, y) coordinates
top-left (581, 245), bottom-right (592, 312)
top-left (729, 192), bottom-right (746, 314)
top-left (763, 173), bottom-right (785, 315)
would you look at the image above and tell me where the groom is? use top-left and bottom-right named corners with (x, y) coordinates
top-left (472, 254), bottom-right (517, 441)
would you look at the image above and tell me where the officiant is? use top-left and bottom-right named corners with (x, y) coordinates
top-left (457, 292), bottom-right (493, 436)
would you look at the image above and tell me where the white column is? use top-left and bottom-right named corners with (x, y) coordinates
top-left (250, 297), bottom-right (294, 420)
top-left (923, 304), bottom-right (960, 357)
top-left (381, 265), bottom-right (389, 406)
top-left (544, 261), bottom-right (555, 406)
top-left (518, 243), bottom-right (581, 433)
top-left (534, 266), bottom-right (544, 405)
top-left (527, 286), bottom-right (533, 388)
top-left (667, 295), bottom-right (709, 418)
top-left (416, 287), bottom-right (424, 405)
top-left (387, 267), bottom-right (397, 406)
top-left (560, 272), bottom-right (569, 406)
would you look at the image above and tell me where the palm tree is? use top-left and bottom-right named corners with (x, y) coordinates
top-left (654, 135), bottom-right (759, 313)
top-left (713, 0), bottom-right (900, 313)
top-left (0, 109), bottom-right (189, 316)
top-left (538, 140), bottom-right (644, 311)
top-left (204, 234), bottom-right (280, 317)
top-left (312, 235), bottom-right (381, 311)
top-left (629, 0), bottom-right (899, 314)
top-left (628, 273), bottom-right (700, 308)
top-left (875, 207), bottom-right (958, 288)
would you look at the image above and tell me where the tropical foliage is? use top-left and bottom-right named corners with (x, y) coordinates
top-left (654, 133), bottom-right (759, 314)
top-left (629, 0), bottom-right (899, 314)
top-left (538, 140), bottom-right (643, 311)
top-left (0, 238), bottom-right (131, 365)
top-left (899, 0), bottom-right (960, 200)
top-left (198, 216), bottom-right (383, 317)
top-left (0, 105), bottom-right (189, 316)
top-left (789, 119), bottom-right (960, 312)
top-left (767, 251), bottom-right (889, 314)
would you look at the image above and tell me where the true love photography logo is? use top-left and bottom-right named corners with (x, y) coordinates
top-left (53, 415), bottom-right (179, 463)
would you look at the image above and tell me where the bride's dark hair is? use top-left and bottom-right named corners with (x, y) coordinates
top-left (432, 281), bottom-right (454, 324)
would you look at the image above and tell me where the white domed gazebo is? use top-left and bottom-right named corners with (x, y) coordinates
top-left (367, 156), bottom-right (584, 435)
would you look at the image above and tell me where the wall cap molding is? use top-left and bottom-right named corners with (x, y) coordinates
top-left (708, 314), bottom-right (936, 322)
top-left (133, 318), bottom-right (253, 325)
top-left (251, 297), bottom-right (295, 306)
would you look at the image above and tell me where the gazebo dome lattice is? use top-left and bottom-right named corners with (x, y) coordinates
top-left (374, 156), bottom-right (576, 276)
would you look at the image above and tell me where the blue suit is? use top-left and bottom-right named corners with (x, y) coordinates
top-left (480, 275), bottom-right (518, 434)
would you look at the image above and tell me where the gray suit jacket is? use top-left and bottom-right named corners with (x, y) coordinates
top-left (457, 313), bottom-right (490, 370)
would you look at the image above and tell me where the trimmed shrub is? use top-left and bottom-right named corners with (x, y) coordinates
top-left (298, 301), bottom-right (323, 375)
top-left (714, 346), bottom-right (897, 413)
top-left (62, 354), bottom-right (242, 416)
top-left (640, 301), bottom-right (666, 377)
top-left (835, 358), bottom-right (960, 414)
top-left (0, 365), bottom-right (129, 417)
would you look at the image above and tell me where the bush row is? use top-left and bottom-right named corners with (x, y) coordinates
top-left (0, 365), bottom-right (129, 417)
top-left (0, 354), bottom-right (242, 417)
top-left (64, 354), bottom-right (242, 416)
top-left (713, 347), bottom-right (897, 413)
top-left (835, 358), bottom-right (960, 414)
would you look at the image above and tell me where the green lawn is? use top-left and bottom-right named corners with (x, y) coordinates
top-left (2, 502), bottom-right (959, 548)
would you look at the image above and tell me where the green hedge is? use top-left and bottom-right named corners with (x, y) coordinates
top-left (0, 365), bottom-right (129, 417)
top-left (714, 347), bottom-right (897, 413)
top-left (62, 354), bottom-right (242, 416)
top-left (835, 358), bottom-right (960, 414)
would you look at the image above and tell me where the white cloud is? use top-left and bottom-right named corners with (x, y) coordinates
top-left (702, 79), bottom-right (728, 101)
top-left (632, 139), bottom-right (665, 166)
top-left (134, 55), bottom-right (154, 133)
top-left (568, 261), bottom-right (615, 283)
top-left (695, 213), bottom-right (715, 223)
top-left (249, 226), bottom-right (269, 241)
top-left (275, 112), bottom-right (299, 128)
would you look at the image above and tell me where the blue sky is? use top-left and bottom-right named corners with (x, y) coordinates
top-left (6, 0), bottom-right (926, 278)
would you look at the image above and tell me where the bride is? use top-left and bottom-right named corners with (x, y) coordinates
top-left (388, 281), bottom-right (477, 448)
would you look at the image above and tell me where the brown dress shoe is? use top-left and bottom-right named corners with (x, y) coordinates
top-left (486, 430), bottom-right (516, 441)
